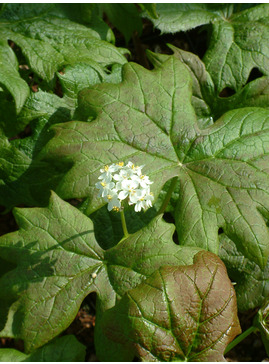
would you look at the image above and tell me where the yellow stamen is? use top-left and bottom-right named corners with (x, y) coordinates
top-left (107, 195), bottom-right (112, 200)
top-left (112, 206), bottom-right (120, 212)
top-left (117, 162), bottom-right (124, 167)
top-left (104, 165), bottom-right (109, 171)
top-left (101, 182), bottom-right (106, 187)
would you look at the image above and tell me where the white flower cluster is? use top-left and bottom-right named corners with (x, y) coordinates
top-left (95, 161), bottom-right (154, 212)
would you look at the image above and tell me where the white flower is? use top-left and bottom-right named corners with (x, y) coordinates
top-left (129, 188), bottom-right (145, 205)
top-left (95, 180), bottom-right (115, 197)
top-left (98, 163), bottom-right (121, 182)
top-left (113, 167), bottom-right (134, 187)
top-left (106, 192), bottom-right (121, 212)
top-left (126, 161), bottom-right (144, 175)
top-left (132, 173), bottom-right (153, 189)
top-left (118, 179), bottom-right (139, 200)
top-left (96, 161), bottom-right (153, 212)
top-left (134, 199), bottom-right (146, 212)
top-left (133, 189), bottom-right (154, 211)
top-left (144, 191), bottom-right (154, 208)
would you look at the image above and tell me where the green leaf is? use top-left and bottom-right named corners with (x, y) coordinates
top-left (103, 251), bottom-right (241, 362)
top-left (51, 4), bottom-right (114, 43)
top-left (101, 4), bottom-right (143, 43)
top-left (20, 90), bottom-right (71, 121)
top-left (219, 233), bottom-right (269, 312)
top-left (0, 40), bottom-right (29, 113)
top-left (0, 136), bottom-right (65, 208)
top-left (0, 3), bottom-right (126, 137)
top-left (139, 4), bottom-right (158, 19)
top-left (147, 45), bottom-right (269, 128)
top-left (16, 63), bottom-right (122, 131)
top-left (41, 57), bottom-right (269, 268)
top-left (58, 4), bottom-right (118, 44)
top-left (0, 192), bottom-right (104, 351)
top-left (58, 62), bottom-right (122, 108)
top-left (254, 300), bottom-right (269, 356)
top-left (0, 61), bottom-right (123, 209)
top-left (0, 192), bottom-right (200, 353)
top-left (0, 349), bottom-right (26, 362)
top-left (145, 4), bottom-right (269, 93)
top-left (0, 4), bottom-right (127, 83)
top-left (41, 57), bottom-right (197, 212)
top-left (204, 4), bottom-right (269, 92)
top-left (143, 3), bottom-right (233, 32)
top-left (0, 335), bottom-right (86, 361)
top-left (0, 39), bottom-right (30, 137)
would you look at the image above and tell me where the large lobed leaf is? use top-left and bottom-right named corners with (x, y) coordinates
top-left (0, 192), bottom-right (200, 353)
top-left (144, 4), bottom-right (269, 93)
top-left (147, 45), bottom-right (269, 128)
top-left (0, 3), bottom-right (127, 136)
top-left (103, 250), bottom-right (241, 362)
top-left (0, 192), bottom-right (104, 352)
top-left (40, 57), bottom-right (269, 268)
top-left (0, 62), bottom-right (123, 209)
top-left (0, 4), bottom-right (127, 82)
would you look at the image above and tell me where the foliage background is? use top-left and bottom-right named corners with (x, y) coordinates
top-left (0, 3), bottom-right (268, 362)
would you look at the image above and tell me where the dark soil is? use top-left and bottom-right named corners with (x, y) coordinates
top-left (0, 12), bottom-right (268, 363)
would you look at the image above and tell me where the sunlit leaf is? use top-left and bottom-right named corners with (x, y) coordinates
top-left (41, 57), bottom-right (269, 268)
top-left (103, 251), bottom-right (241, 361)
top-left (0, 192), bottom-right (199, 355)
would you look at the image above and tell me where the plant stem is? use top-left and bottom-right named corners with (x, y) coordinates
top-left (158, 177), bottom-right (178, 215)
top-left (120, 209), bottom-right (129, 238)
top-left (224, 326), bottom-right (256, 355)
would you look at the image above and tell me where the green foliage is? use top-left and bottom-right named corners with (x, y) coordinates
top-left (0, 335), bottom-right (86, 361)
top-left (143, 3), bottom-right (232, 32)
top-left (139, 4), bottom-right (158, 19)
top-left (0, 192), bottom-right (200, 353)
top-left (0, 40), bottom-right (29, 113)
top-left (147, 45), bottom-right (269, 128)
top-left (254, 300), bottom-right (269, 356)
top-left (103, 251), bottom-right (241, 361)
top-left (0, 136), bottom-right (64, 208)
top-left (0, 4), bottom-right (126, 83)
top-left (41, 57), bottom-right (269, 268)
top-left (145, 4), bottom-right (269, 92)
top-left (219, 234), bottom-right (269, 312)
top-left (0, 3), bottom-right (269, 361)
top-left (0, 3), bottom-right (127, 136)
top-left (0, 62), bottom-right (123, 209)
top-left (101, 4), bottom-right (143, 43)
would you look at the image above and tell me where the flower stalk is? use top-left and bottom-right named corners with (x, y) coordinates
top-left (120, 209), bottom-right (129, 238)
